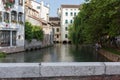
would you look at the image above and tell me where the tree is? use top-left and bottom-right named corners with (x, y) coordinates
top-left (25, 22), bottom-right (44, 42)
top-left (69, 0), bottom-right (120, 48)
top-left (33, 26), bottom-right (44, 41)
top-left (25, 22), bottom-right (33, 41)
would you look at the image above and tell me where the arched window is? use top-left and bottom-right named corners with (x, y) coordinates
top-left (11, 11), bottom-right (17, 23)
top-left (4, 12), bottom-right (9, 23)
top-left (18, 12), bottom-right (23, 24)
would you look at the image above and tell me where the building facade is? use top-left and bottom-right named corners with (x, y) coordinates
top-left (0, 0), bottom-right (25, 53)
top-left (49, 17), bottom-right (61, 43)
top-left (58, 5), bottom-right (80, 43)
top-left (25, 0), bottom-right (53, 48)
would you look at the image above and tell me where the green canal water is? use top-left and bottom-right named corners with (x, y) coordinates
top-left (0, 44), bottom-right (109, 62)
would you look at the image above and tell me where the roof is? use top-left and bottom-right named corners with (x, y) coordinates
top-left (61, 5), bottom-right (80, 8)
top-left (49, 17), bottom-right (60, 21)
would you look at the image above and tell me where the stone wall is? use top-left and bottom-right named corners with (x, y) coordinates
top-left (25, 38), bottom-right (53, 50)
top-left (0, 46), bottom-right (25, 53)
top-left (0, 62), bottom-right (119, 79)
top-left (98, 49), bottom-right (120, 61)
top-left (25, 39), bottom-right (42, 50)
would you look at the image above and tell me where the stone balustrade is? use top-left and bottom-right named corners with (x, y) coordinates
top-left (0, 62), bottom-right (119, 78)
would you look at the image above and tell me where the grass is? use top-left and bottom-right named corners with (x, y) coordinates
top-left (0, 52), bottom-right (6, 58)
top-left (103, 47), bottom-right (120, 55)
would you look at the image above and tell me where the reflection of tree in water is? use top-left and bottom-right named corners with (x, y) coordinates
top-left (69, 45), bottom-right (98, 62)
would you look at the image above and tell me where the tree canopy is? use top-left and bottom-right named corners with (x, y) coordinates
top-left (69, 0), bottom-right (120, 46)
top-left (25, 22), bottom-right (44, 42)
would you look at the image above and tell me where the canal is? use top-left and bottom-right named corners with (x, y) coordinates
top-left (0, 44), bottom-right (109, 62)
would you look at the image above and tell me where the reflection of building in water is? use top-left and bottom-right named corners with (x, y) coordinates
top-left (60, 45), bottom-right (73, 62)
top-left (0, 0), bottom-right (25, 53)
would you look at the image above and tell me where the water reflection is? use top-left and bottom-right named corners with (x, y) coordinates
top-left (0, 44), bottom-right (110, 63)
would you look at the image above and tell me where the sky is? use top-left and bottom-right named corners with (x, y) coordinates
top-left (37, 0), bottom-right (85, 17)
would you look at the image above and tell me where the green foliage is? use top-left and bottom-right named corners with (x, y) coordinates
top-left (32, 26), bottom-right (44, 41)
top-left (0, 52), bottom-right (6, 58)
top-left (25, 22), bottom-right (44, 41)
top-left (69, 0), bottom-right (120, 45)
top-left (25, 22), bottom-right (33, 41)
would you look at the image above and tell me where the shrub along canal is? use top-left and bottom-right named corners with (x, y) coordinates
top-left (0, 44), bottom-right (110, 62)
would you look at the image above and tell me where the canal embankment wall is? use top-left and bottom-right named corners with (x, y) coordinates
top-left (0, 62), bottom-right (119, 79)
top-left (25, 39), bottom-right (53, 51)
top-left (0, 46), bottom-right (25, 54)
top-left (0, 38), bottom-right (54, 53)
top-left (98, 49), bottom-right (120, 62)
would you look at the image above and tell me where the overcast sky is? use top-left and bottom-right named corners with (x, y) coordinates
top-left (37, 0), bottom-right (85, 17)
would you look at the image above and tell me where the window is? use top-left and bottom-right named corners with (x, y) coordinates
top-left (65, 20), bottom-right (68, 24)
top-left (74, 12), bottom-right (76, 16)
top-left (53, 28), bottom-right (55, 33)
top-left (11, 11), bottom-right (17, 23)
top-left (57, 35), bottom-right (59, 38)
top-left (65, 12), bottom-right (68, 16)
top-left (65, 27), bottom-right (68, 31)
top-left (0, 31), bottom-right (10, 47)
top-left (19, 0), bottom-right (23, 5)
top-left (18, 12), bottom-right (23, 24)
top-left (0, 31), bottom-right (17, 47)
top-left (65, 34), bottom-right (68, 38)
top-left (0, 12), bottom-right (2, 22)
top-left (4, 12), bottom-right (9, 23)
top-left (70, 20), bottom-right (73, 23)
top-left (70, 12), bottom-right (73, 16)
top-left (56, 28), bottom-right (59, 32)
top-left (12, 31), bottom-right (16, 46)
top-left (37, 6), bottom-right (40, 9)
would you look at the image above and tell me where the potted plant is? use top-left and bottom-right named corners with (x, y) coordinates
top-left (11, 20), bottom-right (17, 23)
top-left (4, 20), bottom-right (9, 23)
top-left (19, 21), bottom-right (23, 25)
top-left (2, 0), bottom-right (15, 10)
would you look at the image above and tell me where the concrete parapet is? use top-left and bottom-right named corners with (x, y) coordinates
top-left (105, 62), bottom-right (120, 75)
top-left (0, 62), bottom-right (119, 78)
top-left (41, 62), bottom-right (105, 77)
top-left (0, 63), bottom-right (40, 78)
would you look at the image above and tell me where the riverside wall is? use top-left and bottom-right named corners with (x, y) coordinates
top-left (0, 62), bottom-right (119, 79)
top-left (98, 49), bottom-right (120, 62)
top-left (25, 37), bottom-right (53, 51)
top-left (0, 46), bottom-right (25, 54)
